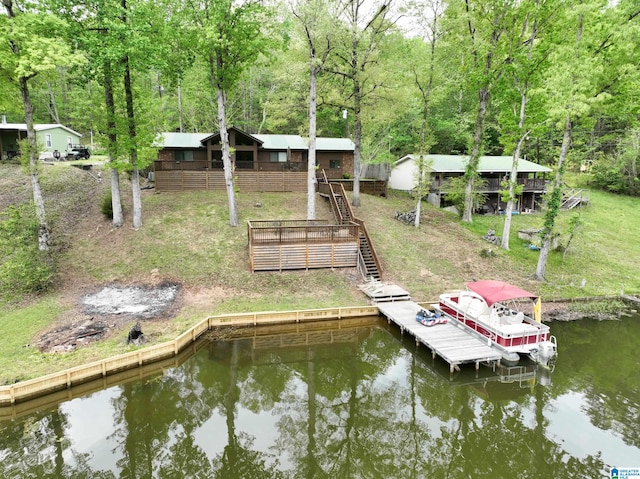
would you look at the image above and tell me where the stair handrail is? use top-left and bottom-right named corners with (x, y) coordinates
top-left (561, 187), bottom-right (583, 208)
top-left (320, 173), bottom-right (383, 280)
top-left (327, 182), bottom-right (347, 223)
top-left (353, 217), bottom-right (383, 278)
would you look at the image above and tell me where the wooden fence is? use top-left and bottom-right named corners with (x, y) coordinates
top-left (154, 170), bottom-right (308, 192)
top-left (0, 306), bottom-right (378, 408)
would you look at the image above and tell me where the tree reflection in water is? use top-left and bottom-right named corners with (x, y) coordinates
top-left (1, 316), bottom-right (639, 478)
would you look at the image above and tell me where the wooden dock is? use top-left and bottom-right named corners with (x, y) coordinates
top-left (377, 300), bottom-right (503, 372)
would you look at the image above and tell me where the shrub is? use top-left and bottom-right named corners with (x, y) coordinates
top-left (101, 193), bottom-right (113, 219)
top-left (0, 206), bottom-right (54, 301)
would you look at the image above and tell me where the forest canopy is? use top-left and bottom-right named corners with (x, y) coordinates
top-left (1, 0), bottom-right (639, 192)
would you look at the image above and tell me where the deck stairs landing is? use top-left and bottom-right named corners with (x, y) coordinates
top-left (358, 279), bottom-right (411, 302)
top-left (561, 188), bottom-right (589, 210)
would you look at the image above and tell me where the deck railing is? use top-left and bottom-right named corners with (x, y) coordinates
top-left (431, 177), bottom-right (548, 193)
top-left (247, 220), bottom-right (360, 245)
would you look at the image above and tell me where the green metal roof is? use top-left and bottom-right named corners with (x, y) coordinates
top-left (253, 134), bottom-right (308, 150)
top-left (155, 132), bottom-right (209, 148)
top-left (399, 154), bottom-right (552, 173)
top-left (155, 129), bottom-right (354, 152)
top-left (315, 137), bottom-right (355, 151)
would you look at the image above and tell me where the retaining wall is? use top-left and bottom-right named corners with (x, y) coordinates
top-left (0, 305), bottom-right (378, 407)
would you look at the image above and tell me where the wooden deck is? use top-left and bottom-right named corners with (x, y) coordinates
top-left (247, 220), bottom-right (360, 272)
top-left (377, 300), bottom-right (503, 372)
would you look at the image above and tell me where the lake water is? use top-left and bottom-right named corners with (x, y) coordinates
top-left (1, 313), bottom-right (639, 479)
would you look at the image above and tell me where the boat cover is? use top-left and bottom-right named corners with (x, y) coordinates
top-left (466, 280), bottom-right (537, 306)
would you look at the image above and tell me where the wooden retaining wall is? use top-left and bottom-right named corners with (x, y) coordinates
top-left (0, 305), bottom-right (378, 407)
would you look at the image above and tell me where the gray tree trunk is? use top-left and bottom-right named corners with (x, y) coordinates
top-left (131, 166), bottom-right (142, 228)
top-left (20, 77), bottom-right (50, 251)
top-left (352, 79), bottom-right (362, 208)
top-left (217, 86), bottom-right (239, 227)
top-left (110, 169), bottom-right (124, 226)
top-left (501, 130), bottom-right (529, 250)
top-left (104, 61), bottom-right (124, 227)
top-left (307, 64), bottom-right (318, 220)
top-left (123, 54), bottom-right (142, 228)
top-left (535, 116), bottom-right (572, 280)
top-left (462, 87), bottom-right (490, 223)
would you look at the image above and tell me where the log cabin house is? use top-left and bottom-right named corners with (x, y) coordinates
top-left (389, 154), bottom-right (553, 213)
top-left (153, 127), bottom-right (357, 193)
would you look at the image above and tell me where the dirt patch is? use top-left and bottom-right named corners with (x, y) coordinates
top-left (36, 282), bottom-right (180, 352)
top-left (81, 283), bottom-right (179, 317)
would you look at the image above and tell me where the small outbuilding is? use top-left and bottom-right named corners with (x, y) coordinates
top-left (389, 154), bottom-right (552, 213)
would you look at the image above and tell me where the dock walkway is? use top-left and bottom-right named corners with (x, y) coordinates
top-left (376, 300), bottom-right (503, 373)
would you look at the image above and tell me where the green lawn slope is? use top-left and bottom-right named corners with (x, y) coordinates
top-left (1, 162), bottom-right (638, 382)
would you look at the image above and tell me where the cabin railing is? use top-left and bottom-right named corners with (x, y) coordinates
top-left (430, 177), bottom-right (548, 193)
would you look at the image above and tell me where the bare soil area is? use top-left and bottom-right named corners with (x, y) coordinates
top-left (36, 282), bottom-right (182, 352)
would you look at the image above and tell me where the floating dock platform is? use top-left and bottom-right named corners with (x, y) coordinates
top-left (376, 300), bottom-right (504, 373)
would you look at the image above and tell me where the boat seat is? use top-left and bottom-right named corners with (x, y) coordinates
top-left (498, 323), bottom-right (540, 335)
top-left (458, 294), bottom-right (490, 318)
top-left (501, 311), bottom-right (524, 325)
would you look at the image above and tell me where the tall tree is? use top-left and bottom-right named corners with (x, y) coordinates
top-left (445, 0), bottom-right (510, 223)
top-left (535, 0), bottom-right (615, 280)
top-left (188, 0), bottom-right (283, 227)
top-left (0, 0), bottom-right (84, 250)
top-left (52, 0), bottom-right (164, 229)
top-left (407, 0), bottom-right (445, 227)
top-left (498, 1), bottom-right (551, 249)
top-left (331, 0), bottom-right (395, 208)
top-left (293, 0), bottom-right (335, 220)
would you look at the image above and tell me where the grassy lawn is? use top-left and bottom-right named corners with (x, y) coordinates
top-left (1, 162), bottom-right (639, 382)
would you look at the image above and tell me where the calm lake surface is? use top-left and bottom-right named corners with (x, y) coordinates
top-left (1, 313), bottom-right (639, 479)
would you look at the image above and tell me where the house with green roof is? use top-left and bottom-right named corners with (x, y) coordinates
top-left (389, 154), bottom-right (552, 213)
top-left (154, 127), bottom-right (355, 193)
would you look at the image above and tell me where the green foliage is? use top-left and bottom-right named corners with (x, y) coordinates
top-left (590, 130), bottom-right (640, 196)
top-left (566, 299), bottom-right (628, 315)
top-left (444, 175), bottom-right (488, 217)
top-left (499, 178), bottom-right (524, 203)
top-left (100, 193), bottom-right (113, 220)
top-left (0, 205), bottom-right (54, 301)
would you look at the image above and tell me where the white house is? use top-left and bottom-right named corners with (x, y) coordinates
top-left (389, 154), bottom-right (552, 212)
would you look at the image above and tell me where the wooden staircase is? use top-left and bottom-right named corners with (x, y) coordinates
top-left (318, 171), bottom-right (382, 281)
top-left (561, 188), bottom-right (589, 210)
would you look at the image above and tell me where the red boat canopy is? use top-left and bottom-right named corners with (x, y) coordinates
top-left (466, 280), bottom-right (538, 306)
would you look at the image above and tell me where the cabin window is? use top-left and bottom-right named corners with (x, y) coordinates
top-left (270, 152), bottom-right (287, 163)
top-left (45, 134), bottom-right (52, 148)
top-left (329, 159), bottom-right (341, 169)
top-left (235, 134), bottom-right (254, 146)
top-left (175, 150), bottom-right (194, 162)
top-left (67, 136), bottom-right (73, 148)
